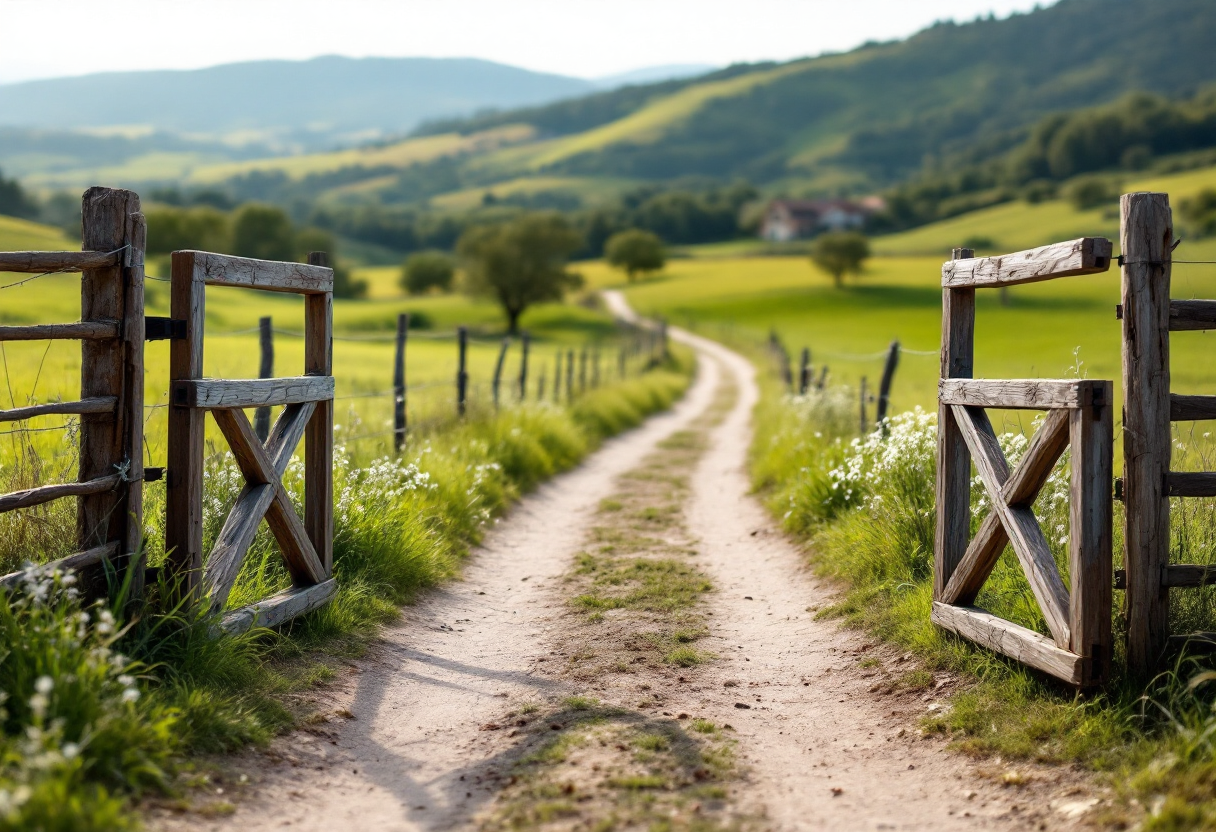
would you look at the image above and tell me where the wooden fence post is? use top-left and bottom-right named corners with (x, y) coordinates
top-left (619, 346), bottom-right (627, 380)
top-left (536, 366), bottom-right (546, 402)
top-left (255, 316), bottom-right (274, 442)
top-left (304, 251), bottom-right (333, 577)
top-left (876, 340), bottom-right (901, 428)
top-left (817, 365), bottom-right (828, 390)
top-left (860, 376), bottom-right (868, 434)
top-left (566, 349), bottom-right (575, 402)
top-left (1121, 192), bottom-right (1173, 675)
top-left (592, 348), bottom-right (601, 389)
top-left (799, 347), bottom-right (810, 395)
top-left (659, 318), bottom-right (669, 358)
top-left (79, 187), bottom-right (146, 597)
top-left (518, 331), bottom-right (530, 402)
top-left (393, 313), bottom-right (408, 452)
top-left (553, 351), bottom-right (562, 402)
top-left (456, 326), bottom-right (468, 417)
top-left (934, 247), bottom-right (975, 600)
top-left (492, 337), bottom-right (510, 409)
top-left (579, 348), bottom-right (587, 394)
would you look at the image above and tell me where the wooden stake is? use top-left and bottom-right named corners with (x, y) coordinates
top-left (934, 248), bottom-right (975, 600)
top-left (456, 326), bottom-right (468, 417)
top-left (860, 376), bottom-right (868, 434)
top-left (799, 347), bottom-right (810, 395)
top-left (518, 331), bottom-right (530, 401)
top-left (876, 339), bottom-right (901, 428)
top-left (393, 313), bottom-right (408, 452)
top-left (566, 349), bottom-right (575, 402)
top-left (254, 316), bottom-right (274, 442)
top-left (553, 352), bottom-right (562, 402)
top-left (492, 337), bottom-right (510, 409)
top-left (1121, 192), bottom-right (1173, 675)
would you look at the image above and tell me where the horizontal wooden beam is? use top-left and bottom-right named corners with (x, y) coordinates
top-left (0, 250), bottom-right (123, 274)
top-left (0, 321), bottom-right (120, 342)
top-left (188, 251), bottom-right (333, 295)
top-left (931, 602), bottom-right (1084, 686)
top-left (215, 579), bottom-right (338, 636)
top-left (940, 378), bottom-right (1109, 410)
top-left (0, 474), bottom-right (120, 514)
top-left (1163, 564), bottom-right (1216, 588)
top-left (0, 397), bottom-right (117, 423)
top-left (1166, 472), bottom-right (1216, 498)
top-left (172, 376), bottom-right (334, 409)
top-left (1171, 394), bottom-right (1216, 422)
top-left (0, 542), bottom-right (121, 587)
top-left (1170, 300), bottom-right (1216, 332)
top-left (942, 237), bottom-right (1113, 289)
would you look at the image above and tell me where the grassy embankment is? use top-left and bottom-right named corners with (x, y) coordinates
top-left (0, 215), bottom-right (694, 829)
top-left (596, 167), bottom-right (1216, 830)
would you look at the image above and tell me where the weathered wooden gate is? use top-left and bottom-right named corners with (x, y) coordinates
top-left (933, 239), bottom-right (1115, 687)
top-left (165, 250), bottom-right (336, 634)
top-left (0, 187), bottom-right (147, 595)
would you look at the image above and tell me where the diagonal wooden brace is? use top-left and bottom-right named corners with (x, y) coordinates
top-left (952, 405), bottom-right (1072, 648)
top-left (203, 403), bottom-right (325, 612)
top-left (940, 409), bottom-right (1071, 606)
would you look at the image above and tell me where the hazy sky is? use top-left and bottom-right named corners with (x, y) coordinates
top-left (0, 0), bottom-right (1052, 85)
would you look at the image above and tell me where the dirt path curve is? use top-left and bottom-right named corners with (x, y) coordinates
top-left (158, 295), bottom-right (1100, 831)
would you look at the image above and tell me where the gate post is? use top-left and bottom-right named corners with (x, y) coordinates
top-left (1121, 192), bottom-right (1174, 675)
top-left (79, 187), bottom-right (146, 598)
top-left (934, 247), bottom-right (974, 599)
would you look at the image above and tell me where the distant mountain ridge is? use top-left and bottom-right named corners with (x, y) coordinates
top-left (0, 56), bottom-right (598, 151)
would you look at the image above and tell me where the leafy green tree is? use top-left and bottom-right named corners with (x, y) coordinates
top-left (457, 213), bottom-right (584, 334)
top-left (605, 229), bottom-right (665, 282)
top-left (231, 203), bottom-right (295, 261)
top-left (811, 232), bottom-right (870, 288)
top-left (401, 250), bottom-right (455, 295)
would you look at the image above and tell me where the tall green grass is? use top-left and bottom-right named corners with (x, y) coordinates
top-left (0, 356), bottom-right (691, 828)
top-left (752, 383), bottom-right (1216, 828)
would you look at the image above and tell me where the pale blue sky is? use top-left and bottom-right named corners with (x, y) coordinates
top-left (0, 0), bottom-right (1054, 85)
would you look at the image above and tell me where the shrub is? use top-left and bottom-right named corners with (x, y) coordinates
top-left (401, 250), bottom-right (456, 295)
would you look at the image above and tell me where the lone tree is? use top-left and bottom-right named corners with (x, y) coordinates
top-left (457, 213), bottom-right (584, 334)
top-left (811, 231), bottom-right (870, 288)
top-left (605, 229), bottom-right (665, 282)
top-left (401, 250), bottom-right (455, 295)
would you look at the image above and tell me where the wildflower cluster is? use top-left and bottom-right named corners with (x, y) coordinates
top-left (0, 569), bottom-right (169, 829)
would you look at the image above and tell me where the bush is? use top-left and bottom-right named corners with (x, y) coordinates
top-left (1065, 176), bottom-right (1119, 210)
top-left (401, 250), bottom-right (455, 295)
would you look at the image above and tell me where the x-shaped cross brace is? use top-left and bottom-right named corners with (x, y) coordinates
top-left (939, 406), bottom-right (1073, 648)
top-left (203, 402), bottom-right (327, 613)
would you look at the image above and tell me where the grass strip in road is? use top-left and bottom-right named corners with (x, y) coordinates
top-left (481, 374), bottom-right (752, 831)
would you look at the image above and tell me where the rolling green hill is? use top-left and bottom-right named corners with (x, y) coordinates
top-left (136, 0), bottom-right (1216, 214)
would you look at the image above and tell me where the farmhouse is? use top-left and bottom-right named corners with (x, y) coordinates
top-left (759, 197), bottom-right (883, 241)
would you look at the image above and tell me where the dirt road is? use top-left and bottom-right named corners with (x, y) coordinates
top-left (154, 295), bottom-right (1102, 831)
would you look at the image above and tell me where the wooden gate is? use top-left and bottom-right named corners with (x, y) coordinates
top-left (165, 250), bottom-right (335, 634)
top-left (933, 239), bottom-right (1115, 687)
top-left (0, 187), bottom-right (147, 595)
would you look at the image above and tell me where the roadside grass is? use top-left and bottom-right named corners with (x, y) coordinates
top-left (0, 350), bottom-right (693, 829)
top-left (751, 381), bottom-right (1216, 829)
